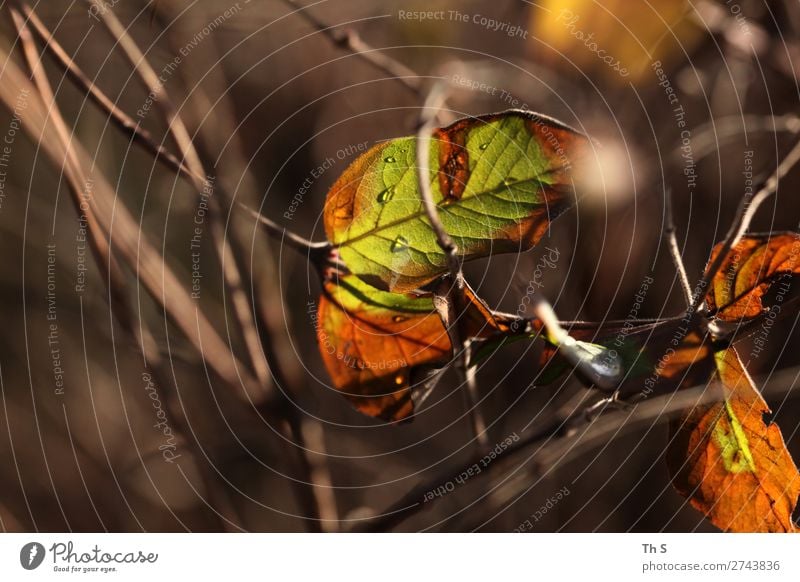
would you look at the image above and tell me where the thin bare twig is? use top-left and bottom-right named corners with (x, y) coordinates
top-left (72, 0), bottom-right (328, 529)
top-left (301, 419), bottom-right (339, 531)
top-left (2, 41), bottom-right (263, 398)
top-left (87, 0), bottom-right (271, 395)
top-left (280, 0), bottom-right (422, 98)
top-left (95, 4), bottom-right (320, 531)
top-left (236, 201), bottom-right (330, 258)
top-left (692, 136), bottom-right (800, 311)
top-left (106, 1), bottom-right (326, 529)
top-left (691, 113), bottom-right (800, 161)
top-left (417, 83), bottom-right (490, 453)
top-left (17, 1), bottom-right (195, 179)
top-left (464, 363), bottom-right (800, 531)
top-left (24, 0), bottom-right (321, 256)
top-left (158, 10), bottom-right (335, 531)
top-left (355, 377), bottom-right (733, 531)
top-left (417, 84), bottom-right (460, 275)
top-left (664, 188), bottom-right (693, 305)
top-left (7, 6), bottom-right (245, 531)
top-left (8, 3), bottom-right (123, 319)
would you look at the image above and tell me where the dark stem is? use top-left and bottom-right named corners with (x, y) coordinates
top-left (355, 380), bottom-right (729, 532)
top-left (418, 83), bottom-right (490, 453)
top-left (88, 0), bottom-right (325, 530)
top-left (8, 4), bottom-right (244, 531)
top-left (236, 201), bottom-right (331, 260)
top-left (25, 0), bottom-right (323, 255)
top-left (279, 0), bottom-right (422, 98)
top-left (664, 188), bottom-right (693, 305)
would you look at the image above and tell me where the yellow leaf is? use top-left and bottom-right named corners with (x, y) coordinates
top-left (531, 0), bottom-right (701, 84)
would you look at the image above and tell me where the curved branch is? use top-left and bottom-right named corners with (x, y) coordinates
top-left (691, 135), bottom-right (800, 312)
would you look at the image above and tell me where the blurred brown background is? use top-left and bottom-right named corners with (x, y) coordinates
top-left (0, 0), bottom-right (798, 532)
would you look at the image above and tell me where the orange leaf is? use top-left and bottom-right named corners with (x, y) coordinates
top-left (706, 233), bottom-right (800, 320)
top-left (316, 275), bottom-right (508, 421)
top-left (667, 348), bottom-right (800, 532)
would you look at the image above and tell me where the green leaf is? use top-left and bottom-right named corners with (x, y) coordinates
top-left (324, 110), bottom-right (592, 292)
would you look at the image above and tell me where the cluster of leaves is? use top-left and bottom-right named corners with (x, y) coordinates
top-left (312, 110), bottom-right (800, 532)
top-left (318, 110), bottom-right (583, 418)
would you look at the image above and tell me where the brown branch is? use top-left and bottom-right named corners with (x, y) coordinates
top-left (664, 188), bottom-right (692, 306)
top-left (691, 135), bottom-right (800, 311)
top-left (355, 378), bottom-right (728, 532)
top-left (463, 365), bottom-right (800, 530)
top-left (236, 201), bottom-right (330, 259)
top-left (417, 83), bottom-right (490, 453)
top-left (22, 0), bottom-right (334, 530)
top-left (161, 13), bottom-right (334, 529)
top-left (17, 1), bottom-right (195, 179)
top-left (87, 0), bottom-right (271, 394)
top-left (8, 6), bottom-right (129, 326)
top-left (280, 0), bottom-right (422, 98)
top-left (301, 419), bottom-right (339, 531)
top-left (0, 16), bottom-right (264, 405)
top-left (7, 6), bottom-right (246, 531)
top-left (22, 0), bottom-right (320, 255)
top-left (146, 1), bottom-right (330, 530)
top-left (416, 84), bottom-right (460, 276)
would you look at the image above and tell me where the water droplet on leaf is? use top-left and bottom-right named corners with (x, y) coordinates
top-left (504, 177), bottom-right (517, 186)
top-left (391, 235), bottom-right (409, 252)
top-left (392, 315), bottom-right (408, 323)
top-left (384, 155), bottom-right (396, 163)
top-left (377, 186), bottom-right (395, 203)
top-left (479, 143), bottom-right (489, 150)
